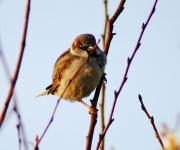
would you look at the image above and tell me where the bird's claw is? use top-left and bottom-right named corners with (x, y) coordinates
top-left (88, 107), bottom-right (98, 116)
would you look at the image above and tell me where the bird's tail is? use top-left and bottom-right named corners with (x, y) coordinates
top-left (36, 90), bottom-right (50, 97)
top-left (36, 84), bottom-right (52, 97)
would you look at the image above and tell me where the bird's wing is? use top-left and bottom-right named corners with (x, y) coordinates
top-left (49, 49), bottom-right (76, 94)
top-left (52, 49), bottom-right (71, 79)
top-left (38, 48), bottom-right (79, 97)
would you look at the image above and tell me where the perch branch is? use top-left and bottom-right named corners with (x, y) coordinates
top-left (86, 78), bottom-right (104, 150)
top-left (138, 94), bottom-right (165, 150)
top-left (86, 0), bottom-right (126, 150)
top-left (96, 0), bottom-right (158, 149)
top-left (0, 0), bottom-right (31, 127)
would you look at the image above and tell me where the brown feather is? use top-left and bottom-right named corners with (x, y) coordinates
top-left (48, 49), bottom-right (77, 94)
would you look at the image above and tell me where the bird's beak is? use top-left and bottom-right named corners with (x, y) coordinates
top-left (88, 43), bottom-right (98, 54)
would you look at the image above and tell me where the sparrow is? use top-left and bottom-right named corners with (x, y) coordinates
top-left (38, 34), bottom-right (107, 114)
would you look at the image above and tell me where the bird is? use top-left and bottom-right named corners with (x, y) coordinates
top-left (38, 34), bottom-right (107, 114)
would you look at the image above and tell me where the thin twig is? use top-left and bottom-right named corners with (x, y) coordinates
top-left (0, 0), bottom-right (31, 127)
top-left (0, 48), bottom-right (29, 150)
top-left (14, 101), bottom-right (29, 150)
top-left (85, 1), bottom-right (126, 150)
top-left (101, 0), bottom-right (109, 49)
top-left (14, 105), bottom-right (22, 150)
top-left (99, 82), bottom-right (106, 150)
top-left (138, 94), bottom-right (165, 150)
top-left (104, 0), bottom-right (126, 55)
top-left (34, 100), bottom-right (60, 150)
top-left (96, 0), bottom-right (158, 149)
top-left (99, 1), bottom-right (109, 150)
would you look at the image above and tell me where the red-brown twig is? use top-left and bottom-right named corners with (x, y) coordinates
top-left (86, 1), bottom-right (126, 150)
top-left (138, 94), bottom-right (165, 150)
top-left (96, 0), bottom-right (158, 149)
top-left (0, 48), bottom-right (28, 150)
top-left (104, 0), bottom-right (126, 55)
top-left (34, 100), bottom-right (60, 150)
top-left (86, 77), bottom-right (104, 150)
top-left (0, 51), bottom-right (22, 149)
top-left (0, 0), bottom-right (31, 127)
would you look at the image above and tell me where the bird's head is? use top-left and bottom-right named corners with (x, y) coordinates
top-left (70, 34), bottom-right (99, 58)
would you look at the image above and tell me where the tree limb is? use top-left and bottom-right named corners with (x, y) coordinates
top-left (85, 0), bottom-right (126, 150)
top-left (0, 0), bottom-right (31, 128)
top-left (96, 0), bottom-right (158, 149)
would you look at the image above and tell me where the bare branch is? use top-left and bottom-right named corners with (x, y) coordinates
top-left (13, 105), bottom-right (22, 150)
top-left (104, 0), bottom-right (126, 55)
top-left (86, 77), bottom-right (104, 150)
top-left (99, 82), bottom-right (106, 150)
top-left (99, 1), bottom-right (109, 150)
top-left (138, 94), bottom-right (165, 150)
top-left (0, 47), bottom-right (29, 150)
top-left (96, 0), bottom-right (158, 149)
top-left (34, 100), bottom-right (60, 150)
top-left (86, 0), bottom-right (126, 150)
top-left (101, 0), bottom-right (109, 50)
top-left (0, 0), bottom-right (31, 127)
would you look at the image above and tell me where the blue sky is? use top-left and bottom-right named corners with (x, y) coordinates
top-left (0, 0), bottom-right (180, 149)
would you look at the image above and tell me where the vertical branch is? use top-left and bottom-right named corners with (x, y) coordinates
top-left (138, 94), bottom-right (165, 150)
top-left (96, 0), bottom-right (158, 149)
top-left (104, 0), bottom-right (126, 55)
top-left (101, 0), bottom-right (109, 49)
top-left (0, 0), bottom-right (31, 127)
top-left (86, 1), bottom-right (126, 150)
top-left (99, 1), bottom-right (109, 150)
top-left (86, 78), bottom-right (103, 150)
top-left (99, 82), bottom-right (106, 150)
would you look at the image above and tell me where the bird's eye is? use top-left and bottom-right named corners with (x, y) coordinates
top-left (79, 45), bottom-right (88, 50)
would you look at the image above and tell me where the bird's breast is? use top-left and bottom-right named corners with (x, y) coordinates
top-left (55, 57), bottom-right (102, 101)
